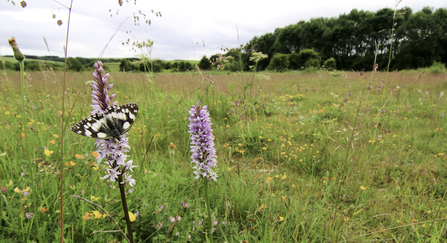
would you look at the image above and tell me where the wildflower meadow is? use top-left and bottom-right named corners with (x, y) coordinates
top-left (1, 62), bottom-right (447, 242)
top-left (1, 1), bottom-right (447, 243)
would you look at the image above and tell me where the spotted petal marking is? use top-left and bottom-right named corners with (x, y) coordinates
top-left (71, 103), bottom-right (139, 139)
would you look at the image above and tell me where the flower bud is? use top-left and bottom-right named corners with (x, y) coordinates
top-left (8, 37), bottom-right (25, 62)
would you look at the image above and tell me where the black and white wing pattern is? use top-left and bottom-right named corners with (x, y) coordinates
top-left (71, 103), bottom-right (139, 139)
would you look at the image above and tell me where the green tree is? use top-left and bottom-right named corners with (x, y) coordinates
top-left (434, 8), bottom-right (447, 64)
top-left (119, 59), bottom-right (135, 72)
top-left (67, 57), bottom-right (83, 71)
top-left (267, 53), bottom-right (289, 71)
top-left (288, 52), bottom-right (300, 70)
top-left (247, 33), bottom-right (277, 70)
top-left (395, 7), bottom-right (441, 69)
top-left (198, 56), bottom-right (211, 70)
top-left (294, 49), bottom-right (321, 69)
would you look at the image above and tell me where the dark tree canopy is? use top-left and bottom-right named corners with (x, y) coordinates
top-left (245, 6), bottom-right (447, 71)
top-left (198, 56), bottom-right (211, 70)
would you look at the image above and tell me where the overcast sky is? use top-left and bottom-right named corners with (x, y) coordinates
top-left (1, 0), bottom-right (446, 61)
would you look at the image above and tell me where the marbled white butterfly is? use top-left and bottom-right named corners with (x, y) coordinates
top-left (71, 103), bottom-right (139, 139)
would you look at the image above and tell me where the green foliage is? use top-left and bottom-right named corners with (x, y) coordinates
top-left (0, 60), bottom-right (15, 70)
top-left (119, 58), bottom-right (137, 72)
top-left (246, 7), bottom-right (447, 71)
top-left (220, 47), bottom-right (245, 71)
top-left (198, 55), bottom-right (211, 70)
top-left (267, 53), bottom-right (289, 71)
top-left (13, 60), bottom-right (41, 71)
top-left (66, 57), bottom-right (84, 71)
top-left (139, 60), bottom-right (164, 73)
top-left (171, 60), bottom-right (193, 72)
top-left (288, 52), bottom-right (300, 70)
top-left (425, 61), bottom-right (446, 74)
top-left (300, 49), bottom-right (321, 68)
top-left (323, 57), bottom-right (337, 70)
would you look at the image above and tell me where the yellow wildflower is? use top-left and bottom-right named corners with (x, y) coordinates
top-left (44, 149), bottom-right (53, 156)
top-left (14, 186), bottom-right (30, 193)
top-left (128, 212), bottom-right (136, 222)
top-left (93, 211), bottom-right (102, 219)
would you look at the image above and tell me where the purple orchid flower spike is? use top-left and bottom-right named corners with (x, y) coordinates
top-left (188, 101), bottom-right (218, 181)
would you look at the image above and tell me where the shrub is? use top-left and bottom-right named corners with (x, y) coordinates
top-left (66, 57), bottom-right (83, 71)
top-left (119, 59), bottom-right (137, 72)
top-left (267, 53), bottom-right (289, 71)
top-left (288, 52), bottom-right (300, 70)
top-left (426, 61), bottom-right (446, 74)
top-left (323, 58), bottom-right (337, 71)
top-left (299, 49), bottom-right (320, 68)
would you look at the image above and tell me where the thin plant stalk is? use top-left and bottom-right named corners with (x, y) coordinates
top-left (423, 186), bottom-right (447, 243)
top-left (60, 2), bottom-right (74, 242)
top-left (203, 178), bottom-right (213, 243)
top-left (19, 60), bottom-right (26, 141)
top-left (1, 56), bottom-right (11, 85)
top-left (117, 174), bottom-right (134, 243)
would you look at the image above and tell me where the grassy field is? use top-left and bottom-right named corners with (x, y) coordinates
top-left (1, 68), bottom-right (447, 242)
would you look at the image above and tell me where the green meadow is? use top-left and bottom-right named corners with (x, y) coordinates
top-left (1, 68), bottom-right (447, 242)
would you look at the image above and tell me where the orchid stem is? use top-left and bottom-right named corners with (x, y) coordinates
top-left (118, 175), bottom-right (134, 243)
top-left (203, 178), bottom-right (213, 243)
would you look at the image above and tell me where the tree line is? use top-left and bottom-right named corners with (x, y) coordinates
top-left (0, 56), bottom-right (125, 72)
top-left (119, 59), bottom-right (203, 72)
top-left (237, 6), bottom-right (446, 71)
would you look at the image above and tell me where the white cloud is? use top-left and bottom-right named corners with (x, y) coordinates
top-left (0, 0), bottom-right (446, 60)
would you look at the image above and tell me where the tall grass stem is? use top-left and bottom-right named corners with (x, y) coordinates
top-left (19, 60), bottom-right (25, 140)
top-left (60, 1), bottom-right (74, 241)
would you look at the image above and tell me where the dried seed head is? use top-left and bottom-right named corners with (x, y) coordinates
top-left (169, 143), bottom-right (176, 150)
top-left (20, 1), bottom-right (26, 8)
top-left (8, 37), bottom-right (17, 47)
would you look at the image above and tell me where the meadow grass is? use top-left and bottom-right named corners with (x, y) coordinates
top-left (1, 69), bottom-right (447, 242)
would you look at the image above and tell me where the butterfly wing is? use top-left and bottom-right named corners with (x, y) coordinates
top-left (107, 103), bottom-right (139, 137)
top-left (71, 103), bottom-right (139, 139)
